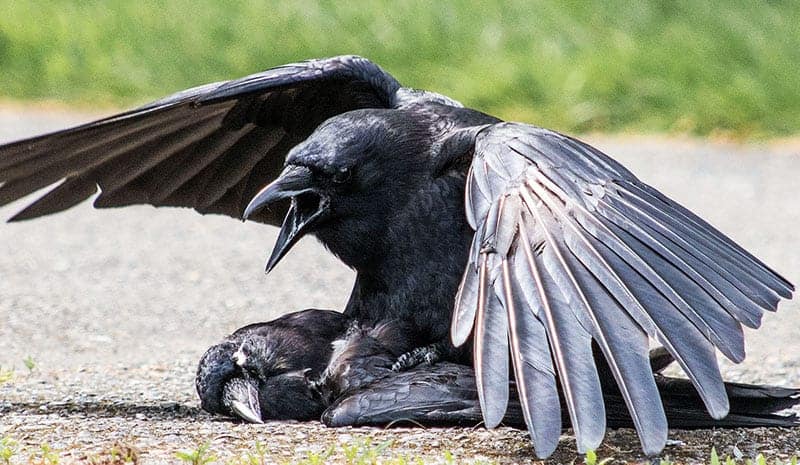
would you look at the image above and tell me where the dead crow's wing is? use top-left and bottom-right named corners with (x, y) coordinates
top-left (450, 122), bottom-right (794, 457)
top-left (321, 362), bottom-right (526, 428)
top-left (0, 55), bottom-right (400, 224)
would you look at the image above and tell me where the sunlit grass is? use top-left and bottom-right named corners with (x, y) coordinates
top-left (0, 1), bottom-right (798, 137)
top-left (1, 435), bottom-right (798, 465)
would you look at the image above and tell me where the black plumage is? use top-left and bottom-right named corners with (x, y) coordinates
top-left (197, 311), bottom-right (800, 438)
top-left (196, 308), bottom-right (348, 421)
top-left (1, 56), bottom-right (795, 458)
top-left (324, 350), bottom-right (800, 433)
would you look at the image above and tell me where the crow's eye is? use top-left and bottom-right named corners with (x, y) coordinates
top-left (332, 167), bottom-right (351, 184)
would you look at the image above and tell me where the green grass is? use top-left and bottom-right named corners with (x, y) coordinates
top-left (1, 1), bottom-right (798, 137)
top-left (176, 442), bottom-right (216, 465)
top-left (1, 436), bottom-right (798, 465)
top-left (0, 367), bottom-right (13, 384)
top-left (0, 437), bottom-right (18, 465)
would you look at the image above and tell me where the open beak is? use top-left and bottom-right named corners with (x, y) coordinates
top-left (222, 378), bottom-right (264, 424)
top-left (243, 165), bottom-right (330, 273)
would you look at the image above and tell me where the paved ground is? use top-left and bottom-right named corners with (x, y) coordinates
top-left (0, 108), bottom-right (799, 464)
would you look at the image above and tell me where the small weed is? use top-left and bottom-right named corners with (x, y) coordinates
top-left (584, 449), bottom-right (613, 465)
top-left (711, 447), bottom-right (721, 465)
top-left (705, 448), bottom-right (798, 465)
top-left (0, 437), bottom-right (18, 465)
top-left (0, 367), bottom-right (13, 384)
top-left (340, 438), bottom-right (391, 465)
top-left (84, 444), bottom-right (140, 465)
top-left (228, 441), bottom-right (269, 465)
top-left (295, 445), bottom-right (334, 465)
top-left (580, 448), bottom-right (798, 465)
top-left (442, 450), bottom-right (454, 465)
top-left (23, 356), bottom-right (37, 372)
top-left (175, 442), bottom-right (216, 465)
top-left (29, 443), bottom-right (60, 465)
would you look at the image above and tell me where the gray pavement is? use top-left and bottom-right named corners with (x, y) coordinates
top-left (1, 108), bottom-right (799, 463)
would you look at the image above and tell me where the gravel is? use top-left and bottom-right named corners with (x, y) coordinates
top-left (1, 108), bottom-right (799, 464)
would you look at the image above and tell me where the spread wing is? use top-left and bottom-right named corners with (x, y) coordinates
top-left (450, 123), bottom-right (794, 457)
top-left (0, 55), bottom-right (400, 224)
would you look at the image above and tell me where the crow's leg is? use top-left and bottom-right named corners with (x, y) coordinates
top-left (391, 342), bottom-right (448, 372)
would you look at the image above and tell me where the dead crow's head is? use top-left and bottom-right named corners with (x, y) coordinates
top-left (196, 310), bottom-right (348, 423)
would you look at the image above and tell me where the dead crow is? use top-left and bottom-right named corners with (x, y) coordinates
top-left (196, 308), bottom-right (347, 422)
top-left (197, 311), bottom-right (800, 434)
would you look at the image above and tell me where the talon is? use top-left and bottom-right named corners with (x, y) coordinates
top-left (392, 343), bottom-right (446, 372)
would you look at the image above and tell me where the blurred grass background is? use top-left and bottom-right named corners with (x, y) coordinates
top-left (0, 0), bottom-right (798, 137)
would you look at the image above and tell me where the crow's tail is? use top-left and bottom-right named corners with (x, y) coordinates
top-left (606, 375), bottom-right (800, 429)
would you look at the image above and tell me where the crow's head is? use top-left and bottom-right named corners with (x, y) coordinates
top-left (196, 310), bottom-right (349, 423)
top-left (196, 332), bottom-right (325, 423)
top-left (244, 109), bottom-right (438, 271)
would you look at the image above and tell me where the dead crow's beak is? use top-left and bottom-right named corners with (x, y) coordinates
top-left (243, 165), bottom-right (330, 273)
top-left (222, 378), bottom-right (264, 424)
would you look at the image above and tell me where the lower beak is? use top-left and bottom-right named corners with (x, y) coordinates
top-left (243, 165), bottom-right (330, 272)
top-left (265, 195), bottom-right (330, 272)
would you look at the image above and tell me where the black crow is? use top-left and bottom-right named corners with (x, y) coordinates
top-left (198, 312), bottom-right (800, 433)
top-left (196, 308), bottom-right (348, 422)
top-left (0, 56), bottom-right (795, 457)
top-left (197, 309), bottom-right (418, 423)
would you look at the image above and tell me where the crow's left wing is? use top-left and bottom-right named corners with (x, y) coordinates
top-left (450, 123), bottom-right (794, 458)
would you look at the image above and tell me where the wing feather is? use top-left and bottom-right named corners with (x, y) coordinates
top-left (451, 265), bottom-right (479, 347)
top-left (454, 122), bottom-right (793, 456)
top-left (626, 181), bottom-right (793, 297)
top-left (474, 263), bottom-right (510, 428)
top-left (606, 186), bottom-right (787, 305)
top-left (506, 250), bottom-right (561, 458)
top-left (596, 192), bottom-right (764, 327)
top-left (1, 55), bottom-right (401, 225)
top-left (521, 197), bottom-right (606, 452)
top-left (520, 182), bottom-right (668, 454)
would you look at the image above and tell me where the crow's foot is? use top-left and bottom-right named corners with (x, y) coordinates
top-left (391, 342), bottom-right (446, 372)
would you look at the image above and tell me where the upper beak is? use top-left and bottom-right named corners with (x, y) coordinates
top-left (243, 165), bottom-right (330, 273)
top-left (223, 378), bottom-right (264, 424)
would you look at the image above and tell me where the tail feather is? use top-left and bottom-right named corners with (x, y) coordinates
top-left (606, 374), bottom-right (800, 429)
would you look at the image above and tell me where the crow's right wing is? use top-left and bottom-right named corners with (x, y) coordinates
top-left (450, 123), bottom-right (794, 457)
top-left (0, 56), bottom-right (400, 224)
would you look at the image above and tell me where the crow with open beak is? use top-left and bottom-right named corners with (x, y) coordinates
top-left (2, 56), bottom-right (795, 458)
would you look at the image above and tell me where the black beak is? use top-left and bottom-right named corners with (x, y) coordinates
top-left (222, 378), bottom-right (264, 424)
top-left (243, 165), bottom-right (330, 273)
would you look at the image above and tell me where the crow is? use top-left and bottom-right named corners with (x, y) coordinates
top-left (197, 308), bottom-right (418, 423)
top-left (196, 308), bottom-right (348, 422)
top-left (0, 56), bottom-right (795, 457)
top-left (198, 310), bottom-right (800, 433)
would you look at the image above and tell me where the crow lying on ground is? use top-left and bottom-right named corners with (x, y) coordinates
top-left (197, 309), bottom-right (800, 432)
top-left (1, 56), bottom-right (795, 457)
top-left (195, 309), bottom-right (348, 422)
